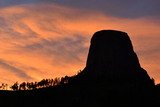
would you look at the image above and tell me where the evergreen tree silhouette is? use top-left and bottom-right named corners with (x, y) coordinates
top-left (10, 82), bottom-right (19, 91)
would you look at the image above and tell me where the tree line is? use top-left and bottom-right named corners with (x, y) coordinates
top-left (0, 76), bottom-right (70, 91)
top-left (0, 70), bottom-right (80, 91)
top-left (10, 76), bottom-right (70, 91)
top-left (0, 83), bottom-right (8, 90)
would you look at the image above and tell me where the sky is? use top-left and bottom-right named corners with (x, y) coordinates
top-left (0, 0), bottom-right (160, 85)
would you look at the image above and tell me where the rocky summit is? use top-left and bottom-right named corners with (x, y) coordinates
top-left (72, 30), bottom-right (154, 87)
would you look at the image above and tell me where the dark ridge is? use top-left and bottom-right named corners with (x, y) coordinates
top-left (0, 30), bottom-right (159, 107)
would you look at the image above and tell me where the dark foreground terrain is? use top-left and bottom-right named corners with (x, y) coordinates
top-left (0, 30), bottom-right (160, 107)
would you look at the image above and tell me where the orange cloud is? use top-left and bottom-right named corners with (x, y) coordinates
top-left (0, 3), bottom-right (160, 86)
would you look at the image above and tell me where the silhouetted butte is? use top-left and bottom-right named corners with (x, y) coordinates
top-left (71, 30), bottom-right (154, 87)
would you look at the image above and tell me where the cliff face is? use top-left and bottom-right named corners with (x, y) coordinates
top-left (72, 30), bottom-right (154, 86)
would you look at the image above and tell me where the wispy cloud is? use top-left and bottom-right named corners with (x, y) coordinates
top-left (0, 59), bottom-right (33, 83)
top-left (0, 3), bottom-right (160, 84)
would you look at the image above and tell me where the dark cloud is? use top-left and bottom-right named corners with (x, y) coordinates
top-left (0, 0), bottom-right (39, 7)
top-left (54, 0), bottom-right (160, 18)
top-left (0, 59), bottom-right (33, 80)
top-left (0, 0), bottom-right (159, 18)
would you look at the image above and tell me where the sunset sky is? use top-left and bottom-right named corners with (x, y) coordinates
top-left (0, 0), bottom-right (160, 85)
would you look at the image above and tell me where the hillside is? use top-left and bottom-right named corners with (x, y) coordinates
top-left (0, 30), bottom-right (160, 107)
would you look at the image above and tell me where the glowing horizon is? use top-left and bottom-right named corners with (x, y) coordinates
top-left (0, 2), bottom-right (160, 85)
